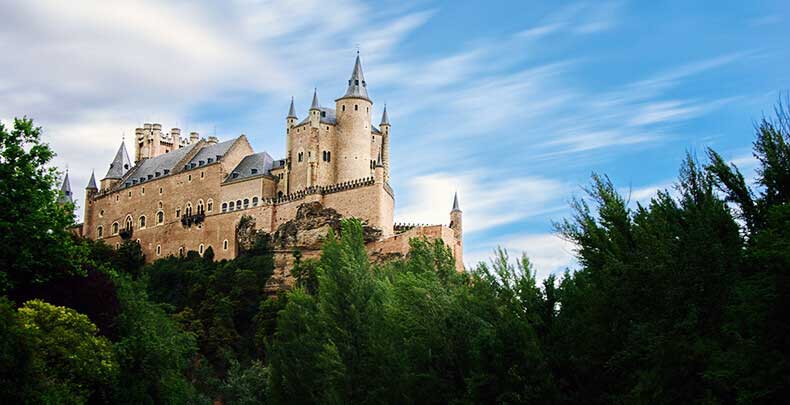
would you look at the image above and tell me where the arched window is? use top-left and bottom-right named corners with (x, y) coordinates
top-left (112, 222), bottom-right (119, 235)
top-left (125, 216), bottom-right (133, 231)
top-left (199, 244), bottom-right (205, 255)
top-left (139, 215), bottom-right (146, 229)
top-left (156, 245), bottom-right (161, 256)
top-left (178, 247), bottom-right (184, 256)
top-left (97, 226), bottom-right (103, 238)
top-left (197, 200), bottom-right (204, 215)
top-left (222, 202), bottom-right (228, 213)
top-left (277, 191), bottom-right (283, 198)
top-left (207, 199), bottom-right (213, 212)
top-left (157, 211), bottom-right (164, 225)
top-left (252, 197), bottom-right (259, 207)
top-left (229, 201), bottom-right (235, 211)
top-left (185, 202), bottom-right (193, 217)
top-left (243, 198), bottom-right (249, 209)
top-left (223, 240), bottom-right (229, 251)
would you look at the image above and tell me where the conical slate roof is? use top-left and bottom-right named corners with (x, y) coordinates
top-left (86, 170), bottom-right (97, 189)
top-left (339, 54), bottom-right (370, 101)
top-left (58, 172), bottom-right (73, 204)
top-left (310, 89), bottom-right (320, 110)
top-left (380, 104), bottom-right (389, 125)
top-left (287, 97), bottom-right (297, 118)
top-left (104, 142), bottom-right (131, 180)
top-left (452, 192), bottom-right (461, 211)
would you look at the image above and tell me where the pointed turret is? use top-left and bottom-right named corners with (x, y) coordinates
top-left (380, 104), bottom-right (390, 126)
top-left (104, 142), bottom-right (131, 180)
top-left (452, 192), bottom-right (460, 211)
top-left (310, 88), bottom-right (320, 110)
top-left (86, 170), bottom-right (97, 190)
top-left (58, 171), bottom-right (73, 205)
top-left (287, 97), bottom-right (297, 118)
top-left (450, 192), bottom-right (463, 243)
top-left (339, 53), bottom-right (370, 101)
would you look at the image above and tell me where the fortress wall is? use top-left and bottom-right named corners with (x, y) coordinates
top-left (368, 225), bottom-right (464, 271)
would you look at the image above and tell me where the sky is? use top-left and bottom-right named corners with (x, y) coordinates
top-left (1, 0), bottom-right (788, 279)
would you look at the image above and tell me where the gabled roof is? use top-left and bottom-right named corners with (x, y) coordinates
top-left (122, 143), bottom-right (198, 186)
top-left (225, 152), bottom-right (275, 183)
top-left (104, 142), bottom-right (131, 180)
top-left (298, 107), bottom-right (337, 126)
top-left (186, 139), bottom-right (236, 169)
top-left (338, 54), bottom-right (370, 101)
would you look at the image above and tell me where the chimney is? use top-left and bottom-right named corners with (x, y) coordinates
top-left (171, 128), bottom-right (181, 140)
top-left (190, 132), bottom-right (199, 144)
top-left (207, 136), bottom-right (218, 145)
top-left (152, 123), bottom-right (162, 136)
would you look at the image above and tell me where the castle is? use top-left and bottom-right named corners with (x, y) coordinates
top-left (63, 55), bottom-right (463, 286)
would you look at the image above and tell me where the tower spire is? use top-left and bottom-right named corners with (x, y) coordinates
top-left (104, 141), bottom-right (131, 180)
top-left (287, 96), bottom-right (297, 118)
top-left (310, 88), bottom-right (320, 110)
top-left (452, 192), bottom-right (461, 211)
top-left (86, 170), bottom-right (97, 190)
top-left (380, 104), bottom-right (390, 125)
top-left (339, 53), bottom-right (370, 101)
top-left (58, 172), bottom-right (73, 205)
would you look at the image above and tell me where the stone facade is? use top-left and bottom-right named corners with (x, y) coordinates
top-left (75, 55), bottom-right (463, 288)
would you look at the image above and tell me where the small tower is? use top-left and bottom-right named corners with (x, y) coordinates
top-left (285, 97), bottom-right (297, 194)
top-left (335, 53), bottom-right (373, 183)
top-left (101, 141), bottom-right (132, 191)
top-left (379, 105), bottom-right (391, 182)
top-left (309, 89), bottom-right (321, 129)
top-left (450, 192), bottom-right (463, 243)
top-left (287, 97), bottom-right (298, 132)
top-left (57, 171), bottom-right (74, 206)
top-left (84, 170), bottom-right (98, 237)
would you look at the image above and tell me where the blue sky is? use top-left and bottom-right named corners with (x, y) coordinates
top-left (1, 0), bottom-right (788, 278)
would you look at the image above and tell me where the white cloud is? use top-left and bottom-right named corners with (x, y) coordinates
top-left (465, 233), bottom-right (577, 281)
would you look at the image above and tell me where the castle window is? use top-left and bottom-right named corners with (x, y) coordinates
top-left (141, 187), bottom-right (145, 195)
top-left (252, 197), bottom-right (259, 207)
top-left (176, 207), bottom-right (181, 218)
top-left (157, 211), bottom-right (164, 225)
top-left (222, 202), bottom-right (228, 213)
top-left (355, 80), bottom-right (359, 85)
top-left (199, 244), bottom-right (205, 255)
top-left (125, 216), bottom-right (133, 231)
top-left (159, 187), bottom-right (163, 194)
top-left (158, 201), bottom-right (163, 209)
top-left (243, 199), bottom-right (249, 209)
top-left (116, 195), bottom-right (119, 202)
top-left (139, 215), bottom-right (146, 229)
top-left (197, 200), bottom-right (204, 214)
top-left (201, 171), bottom-right (204, 178)
top-left (207, 199), bottom-right (213, 212)
top-left (223, 240), bottom-right (228, 251)
top-left (251, 168), bottom-right (258, 174)
top-left (178, 247), bottom-right (184, 256)
top-left (99, 209), bottom-right (104, 217)
top-left (229, 201), bottom-right (235, 211)
top-left (355, 104), bottom-right (358, 111)
top-left (236, 200), bottom-right (242, 209)
top-left (112, 222), bottom-right (119, 235)
top-left (156, 245), bottom-right (161, 256)
top-left (188, 174), bottom-right (192, 182)
top-left (185, 202), bottom-right (193, 217)
top-left (128, 191), bottom-right (132, 198)
top-left (164, 169), bottom-right (170, 175)
top-left (97, 226), bottom-right (103, 238)
top-left (342, 105), bottom-right (345, 112)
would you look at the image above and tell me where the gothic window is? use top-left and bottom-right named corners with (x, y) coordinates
top-left (139, 215), bottom-right (146, 229)
top-left (97, 226), bottom-right (103, 238)
top-left (185, 202), bottom-right (193, 217)
top-left (197, 200), bottom-right (204, 214)
top-left (125, 216), bottom-right (133, 231)
top-left (112, 222), bottom-right (119, 235)
top-left (207, 199), bottom-right (213, 212)
top-left (252, 197), bottom-right (259, 207)
top-left (243, 199), bottom-right (249, 209)
top-left (157, 211), bottom-right (164, 225)
top-left (222, 202), bottom-right (228, 213)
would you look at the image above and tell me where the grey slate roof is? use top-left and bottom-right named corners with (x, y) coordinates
top-left (58, 172), bottom-right (73, 204)
top-left (186, 139), bottom-right (236, 168)
top-left (271, 159), bottom-right (286, 170)
top-left (225, 152), bottom-right (274, 183)
top-left (104, 142), bottom-right (131, 179)
top-left (288, 97), bottom-right (297, 118)
top-left (298, 107), bottom-right (337, 126)
top-left (122, 143), bottom-right (198, 186)
top-left (310, 89), bottom-right (320, 110)
top-left (452, 192), bottom-right (461, 211)
top-left (380, 104), bottom-right (389, 125)
top-left (86, 171), bottom-right (97, 189)
top-left (339, 54), bottom-right (370, 101)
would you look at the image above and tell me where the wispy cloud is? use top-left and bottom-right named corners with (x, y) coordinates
top-left (465, 233), bottom-right (578, 280)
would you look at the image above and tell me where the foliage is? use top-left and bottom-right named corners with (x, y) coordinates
top-left (0, 117), bottom-right (88, 293)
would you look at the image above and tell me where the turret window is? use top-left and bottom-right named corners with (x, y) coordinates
top-left (197, 200), bottom-right (204, 215)
top-left (355, 104), bottom-right (358, 111)
top-left (342, 105), bottom-right (345, 112)
top-left (157, 211), bottom-right (164, 225)
top-left (97, 226), bottom-right (103, 238)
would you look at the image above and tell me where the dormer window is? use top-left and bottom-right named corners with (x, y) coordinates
top-left (140, 177), bottom-right (145, 182)
top-left (163, 169), bottom-right (170, 175)
top-left (207, 158), bottom-right (213, 163)
top-left (251, 168), bottom-right (258, 174)
top-left (155, 171), bottom-right (160, 177)
top-left (147, 174), bottom-right (153, 180)
top-left (321, 111), bottom-right (326, 117)
top-left (232, 172), bottom-right (239, 179)
top-left (199, 160), bottom-right (205, 166)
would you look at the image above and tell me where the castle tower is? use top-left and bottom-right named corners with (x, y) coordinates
top-left (450, 192), bottom-right (462, 243)
top-left (309, 89), bottom-right (320, 129)
top-left (84, 171), bottom-right (98, 237)
top-left (101, 141), bottom-right (131, 191)
top-left (285, 97), bottom-right (297, 194)
top-left (57, 171), bottom-right (73, 206)
top-left (379, 105), bottom-right (391, 182)
top-left (335, 53), bottom-right (373, 183)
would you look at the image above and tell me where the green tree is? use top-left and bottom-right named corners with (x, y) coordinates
top-left (0, 117), bottom-right (88, 293)
top-left (17, 299), bottom-right (118, 404)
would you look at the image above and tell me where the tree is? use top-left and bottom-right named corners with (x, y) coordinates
top-left (0, 117), bottom-right (88, 293)
top-left (17, 299), bottom-right (118, 404)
